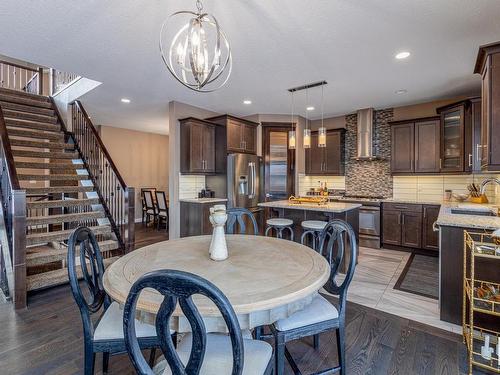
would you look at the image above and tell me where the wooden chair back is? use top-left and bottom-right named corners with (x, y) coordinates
top-left (142, 190), bottom-right (155, 211)
top-left (67, 226), bottom-right (109, 340)
top-left (123, 269), bottom-right (244, 375)
top-left (318, 220), bottom-right (358, 315)
top-left (226, 207), bottom-right (258, 235)
top-left (155, 191), bottom-right (168, 211)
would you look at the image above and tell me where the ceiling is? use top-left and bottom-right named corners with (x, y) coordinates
top-left (1, 0), bottom-right (500, 135)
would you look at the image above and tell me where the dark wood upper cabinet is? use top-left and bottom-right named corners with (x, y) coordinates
top-left (206, 115), bottom-right (258, 154)
top-left (438, 104), bottom-right (465, 172)
top-left (305, 129), bottom-right (345, 175)
top-left (415, 119), bottom-right (440, 173)
top-left (470, 98), bottom-right (482, 172)
top-left (180, 117), bottom-right (218, 174)
top-left (422, 205), bottom-right (440, 251)
top-left (391, 122), bottom-right (414, 173)
top-left (475, 42), bottom-right (500, 171)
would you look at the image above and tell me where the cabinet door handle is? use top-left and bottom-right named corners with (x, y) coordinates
top-left (398, 213), bottom-right (401, 225)
top-left (468, 153), bottom-right (472, 167)
top-left (432, 221), bottom-right (439, 232)
top-left (439, 158), bottom-right (442, 170)
top-left (476, 144), bottom-right (482, 162)
top-left (402, 214), bottom-right (405, 225)
top-left (423, 207), bottom-right (427, 218)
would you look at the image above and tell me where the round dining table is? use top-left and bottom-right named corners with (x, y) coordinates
top-left (103, 234), bottom-right (330, 333)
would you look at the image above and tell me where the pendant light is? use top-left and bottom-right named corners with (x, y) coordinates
top-left (318, 84), bottom-right (326, 147)
top-left (303, 88), bottom-right (311, 149)
top-left (288, 92), bottom-right (296, 149)
top-left (159, 0), bottom-right (232, 92)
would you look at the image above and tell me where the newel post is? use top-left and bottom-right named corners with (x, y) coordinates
top-left (125, 187), bottom-right (135, 253)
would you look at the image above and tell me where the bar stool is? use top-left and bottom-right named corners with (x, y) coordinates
top-left (300, 220), bottom-right (328, 250)
top-left (265, 218), bottom-right (294, 240)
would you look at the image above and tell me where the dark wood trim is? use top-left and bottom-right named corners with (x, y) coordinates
top-left (178, 117), bottom-right (219, 127)
top-left (72, 100), bottom-right (128, 190)
top-left (260, 122), bottom-right (293, 128)
top-left (261, 124), bottom-right (295, 201)
top-left (435, 97), bottom-right (480, 114)
top-left (389, 116), bottom-right (440, 126)
top-left (474, 41), bottom-right (500, 74)
top-left (205, 114), bottom-right (259, 127)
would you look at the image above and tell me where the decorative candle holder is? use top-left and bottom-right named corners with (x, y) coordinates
top-left (208, 204), bottom-right (228, 261)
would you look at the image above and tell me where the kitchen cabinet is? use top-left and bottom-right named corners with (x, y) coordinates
top-left (415, 119), bottom-right (441, 173)
top-left (305, 129), bottom-right (345, 175)
top-left (469, 98), bottom-right (482, 172)
top-left (382, 203), bottom-right (423, 249)
top-left (391, 117), bottom-right (440, 174)
top-left (206, 114), bottom-right (258, 154)
top-left (438, 104), bottom-right (466, 172)
top-left (422, 205), bottom-right (440, 251)
top-left (180, 118), bottom-right (217, 174)
top-left (474, 42), bottom-right (500, 171)
top-left (180, 201), bottom-right (212, 237)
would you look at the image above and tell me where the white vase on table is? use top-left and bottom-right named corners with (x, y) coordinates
top-left (209, 205), bottom-right (228, 261)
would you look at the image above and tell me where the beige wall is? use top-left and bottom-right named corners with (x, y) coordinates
top-left (98, 125), bottom-right (169, 220)
top-left (392, 96), bottom-right (469, 121)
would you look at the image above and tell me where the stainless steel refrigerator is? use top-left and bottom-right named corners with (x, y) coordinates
top-left (227, 153), bottom-right (262, 210)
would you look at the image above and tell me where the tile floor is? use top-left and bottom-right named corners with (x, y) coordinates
top-left (327, 246), bottom-right (463, 334)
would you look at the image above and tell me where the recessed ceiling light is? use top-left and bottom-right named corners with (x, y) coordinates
top-left (121, 98), bottom-right (131, 103)
top-left (395, 89), bottom-right (408, 94)
top-left (395, 51), bottom-right (410, 60)
top-left (243, 100), bottom-right (252, 105)
top-left (306, 106), bottom-right (315, 111)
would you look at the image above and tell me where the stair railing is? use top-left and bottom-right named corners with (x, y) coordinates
top-left (66, 100), bottom-right (135, 254)
top-left (0, 60), bottom-right (43, 95)
top-left (0, 106), bottom-right (26, 309)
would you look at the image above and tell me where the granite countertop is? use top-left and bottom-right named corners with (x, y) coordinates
top-left (179, 198), bottom-right (228, 204)
top-left (258, 200), bottom-right (361, 213)
top-left (435, 202), bottom-right (500, 230)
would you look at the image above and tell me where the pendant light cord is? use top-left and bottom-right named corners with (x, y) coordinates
top-left (321, 84), bottom-right (324, 128)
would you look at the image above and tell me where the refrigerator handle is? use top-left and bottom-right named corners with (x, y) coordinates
top-left (248, 162), bottom-right (256, 199)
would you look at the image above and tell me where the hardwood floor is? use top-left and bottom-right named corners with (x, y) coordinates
top-left (134, 223), bottom-right (169, 249)
top-left (0, 284), bottom-right (481, 374)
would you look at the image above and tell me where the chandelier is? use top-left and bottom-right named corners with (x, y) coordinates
top-left (159, 0), bottom-right (232, 92)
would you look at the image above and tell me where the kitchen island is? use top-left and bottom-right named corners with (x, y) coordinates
top-left (258, 200), bottom-right (361, 242)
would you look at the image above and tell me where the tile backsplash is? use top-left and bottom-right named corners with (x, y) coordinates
top-left (298, 174), bottom-right (346, 196)
top-left (393, 174), bottom-right (500, 203)
top-left (179, 174), bottom-right (206, 199)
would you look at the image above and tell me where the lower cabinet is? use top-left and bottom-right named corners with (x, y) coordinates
top-left (382, 203), bottom-right (439, 251)
top-left (180, 202), bottom-right (213, 237)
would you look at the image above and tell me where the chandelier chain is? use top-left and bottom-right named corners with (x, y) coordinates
top-left (196, 0), bottom-right (203, 13)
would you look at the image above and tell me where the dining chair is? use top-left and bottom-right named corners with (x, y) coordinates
top-left (67, 226), bottom-right (161, 375)
top-left (123, 269), bottom-right (274, 374)
top-left (142, 190), bottom-right (157, 225)
top-left (226, 207), bottom-right (259, 235)
top-left (270, 219), bottom-right (358, 375)
top-left (155, 190), bottom-right (169, 231)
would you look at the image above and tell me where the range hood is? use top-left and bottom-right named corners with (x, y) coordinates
top-left (355, 108), bottom-right (379, 160)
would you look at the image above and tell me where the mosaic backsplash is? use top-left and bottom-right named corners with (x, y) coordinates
top-left (345, 109), bottom-right (394, 198)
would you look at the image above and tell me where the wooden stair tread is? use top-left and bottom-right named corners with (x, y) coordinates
top-left (7, 128), bottom-right (64, 141)
top-left (15, 161), bottom-right (83, 170)
top-left (0, 100), bottom-right (54, 116)
top-left (19, 174), bottom-right (87, 181)
top-left (0, 87), bottom-right (50, 102)
top-left (26, 198), bottom-right (100, 209)
top-left (26, 211), bottom-right (105, 226)
top-left (0, 93), bottom-right (53, 109)
top-left (10, 139), bottom-right (72, 149)
top-left (3, 109), bottom-right (57, 124)
top-left (26, 186), bottom-right (94, 195)
top-left (13, 149), bottom-right (79, 159)
top-left (26, 225), bottom-right (112, 246)
top-left (27, 256), bottom-right (118, 291)
top-left (26, 240), bottom-right (120, 267)
top-left (6, 118), bottom-right (61, 132)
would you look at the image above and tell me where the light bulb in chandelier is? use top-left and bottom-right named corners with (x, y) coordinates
top-left (160, 0), bottom-right (232, 92)
top-left (318, 127), bottom-right (327, 147)
top-left (303, 128), bottom-right (311, 149)
top-left (288, 130), bottom-right (296, 149)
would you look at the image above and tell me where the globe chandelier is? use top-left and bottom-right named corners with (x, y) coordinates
top-left (159, 0), bottom-right (232, 92)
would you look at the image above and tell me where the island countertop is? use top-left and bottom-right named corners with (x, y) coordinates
top-left (258, 200), bottom-right (361, 213)
top-left (436, 202), bottom-right (500, 230)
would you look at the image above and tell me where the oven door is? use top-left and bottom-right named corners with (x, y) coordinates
top-left (359, 206), bottom-right (380, 236)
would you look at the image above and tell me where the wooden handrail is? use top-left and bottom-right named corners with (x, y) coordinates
top-left (0, 107), bottom-right (20, 189)
top-left (0, 59), bottom-right (38, 72)
top-left (71, 100), bottom-right (128, 189)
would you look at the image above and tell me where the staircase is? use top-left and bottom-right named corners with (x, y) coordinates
top-left (0, 87), bottom-right (135, 308)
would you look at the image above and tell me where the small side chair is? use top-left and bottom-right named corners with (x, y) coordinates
top-left (67, 226), bottom-right (161, 375)
top-left (270, 219), bottom-right (358, 375)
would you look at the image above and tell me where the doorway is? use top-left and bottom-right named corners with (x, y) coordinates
top-left (262, 123), bottom-right (295, 201)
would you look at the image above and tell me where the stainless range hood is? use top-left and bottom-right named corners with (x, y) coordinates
top-left (355, 108), bottom-right (379, 160)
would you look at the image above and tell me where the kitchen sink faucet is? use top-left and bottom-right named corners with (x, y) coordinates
top-left (480, 177), bottom-right (500, 195)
